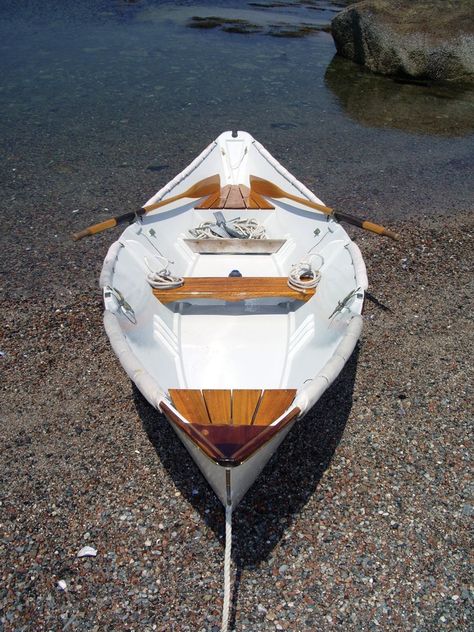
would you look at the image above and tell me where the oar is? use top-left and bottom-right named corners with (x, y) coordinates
top-left (249, 176), bottom-right (399, 240)
top-left (72, 174), bottom-right (221, 241)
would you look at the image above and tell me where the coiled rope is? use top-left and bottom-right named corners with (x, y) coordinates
top-left (144, 255), bottom-right (183, 289)
top-left (287, 253), bottom-right (324, 292)
top-left (221, 504), bottom-right (233, 632)
top-left (190, 217), bottom-right (266, 240)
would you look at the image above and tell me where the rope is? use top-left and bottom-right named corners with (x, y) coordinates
top-left (287, 253), bottom-right (324, 292)
top-left (221, 504), bottom-right (233, 632)
top-left (190, 217), bottom-right (266, 240)
top-left (144, 255), bottom-right (183, 289)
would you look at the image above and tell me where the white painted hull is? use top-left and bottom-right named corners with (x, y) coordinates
top-left (100, 131), bottom-right (368, 509)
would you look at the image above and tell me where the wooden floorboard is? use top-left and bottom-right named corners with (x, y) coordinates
top-left (203, 389), bottom-right (232, 424)
top-left (232, 389), bottom-right (262, 425)
top-left (195, 184), bottom-right (275, 209)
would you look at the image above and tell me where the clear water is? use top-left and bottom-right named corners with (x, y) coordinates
top-left (1, 0), bottom-right (473, 231)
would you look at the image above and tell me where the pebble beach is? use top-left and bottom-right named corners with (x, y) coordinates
top-left (1, 1), bottom-right (473, 630)
top-left (2, 206), bottom-right (473, 631)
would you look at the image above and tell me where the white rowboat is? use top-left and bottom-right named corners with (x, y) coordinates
top-left (99, 130), bottom-right (368, 629)
top-left (100, 130), bottom-right (367, 509)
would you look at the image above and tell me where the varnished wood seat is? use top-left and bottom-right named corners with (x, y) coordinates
top-left (196, 184), bottom-right (275, 210)
top-left (160, 389), bottom-right (299, 465)
top-left (152, 277), bottom-right (315, 304)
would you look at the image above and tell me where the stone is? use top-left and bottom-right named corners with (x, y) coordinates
top-left (331, 0), bottom-right (474, 83)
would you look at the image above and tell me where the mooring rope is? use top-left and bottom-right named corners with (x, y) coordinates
top-left (287, 253), bottom-right (324, 292)
top-left (144, 255), bottom-right (184, 289)
top-left (190, 217), bottom-right (266, 240)
top-left (221, 504), bottom-right (233, 632)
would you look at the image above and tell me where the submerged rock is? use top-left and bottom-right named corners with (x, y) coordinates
top-left (331, 0), bottom-right (474, 83)
top-left (187, 15), bottom-right (323, 38)
top-left (187, 16), bottom-right (264, 34)
top-left (325, 54), bottom-right (474, 136)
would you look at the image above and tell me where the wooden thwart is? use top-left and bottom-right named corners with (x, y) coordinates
top-left (196, 185), bottom-right (275, 210)
top-left (152, 277), bottom-right (315, 303)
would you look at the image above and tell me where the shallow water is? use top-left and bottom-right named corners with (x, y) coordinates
top-left (1, 0), bottom-right (473, 232)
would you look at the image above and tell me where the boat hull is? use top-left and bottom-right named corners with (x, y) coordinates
top-left (100, 130), bottom-right (368, 509)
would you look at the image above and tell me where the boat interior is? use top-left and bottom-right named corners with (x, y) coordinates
top-left (103, 133), bottom-right (364, 462)
top-left (108, 200), bottom-right (359, 399)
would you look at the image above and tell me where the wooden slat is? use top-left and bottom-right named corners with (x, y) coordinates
top-left (253, 389), bottom-right (297, 425)
top-left (152, 277), bottom-right (315, 304)
top-left (203, 390), bottom-right (232, 424)
top-left (224, 186), bottom-right (246, 209)
top-left (195, 191), bottom-right (221, 209)
top-left (249, 191), bottom-right (275, 209)
top-left (196, 185), bottom-right (275, 210)
top-left (169, 389), bottom-right (210, 425)
top-left (232, 389), bottom-right (262, 425)
top-left (213, 185), bottom-right (231, 209)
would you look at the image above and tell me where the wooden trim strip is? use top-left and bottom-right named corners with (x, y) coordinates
top-left (231, 407), bottom-right (300, 463)
top-left (225, 186), bottom-right (246, 209)
top-left (160, 402), bottom-right (226, 461)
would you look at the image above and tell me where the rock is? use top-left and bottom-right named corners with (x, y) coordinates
top-left (76, 546), bottom-right (97, 558)
top-left (331, 0), bottom-right (474, 83)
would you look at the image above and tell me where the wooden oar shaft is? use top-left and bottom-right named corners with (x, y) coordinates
top-left (332, 211), bottom-right (399, 240)
top-left (281, 191), bottom-right (399, 239)
top-left (71, 174), bottom-right (221, 241)
top-left (72, 211), bottom-right (137, 241)
top-left (250, 177), bottom-right (399, 241)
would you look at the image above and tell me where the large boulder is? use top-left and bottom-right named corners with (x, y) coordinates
top-left (331, 0), bottom-right (474, 83)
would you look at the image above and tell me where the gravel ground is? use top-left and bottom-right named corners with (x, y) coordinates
top-left (1, 204), bottom-right (472, 631)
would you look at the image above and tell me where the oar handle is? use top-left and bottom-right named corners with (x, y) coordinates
top-left (71, 211), bottom-right (138, 241)
top-left (333, 211), bottom-right (399, 241)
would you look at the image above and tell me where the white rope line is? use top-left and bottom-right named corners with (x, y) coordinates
top-left (144, 255), bottom-right (183, 289)
top-left (190, 217), bottom-right (266, 240)
top-left (287, 253), bottom-right (324, 292)
top-left (221, 504), bottom-right (233, 632)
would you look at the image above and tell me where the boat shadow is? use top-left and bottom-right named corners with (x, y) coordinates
top-left (134, 346), bottom-right (358, 599)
